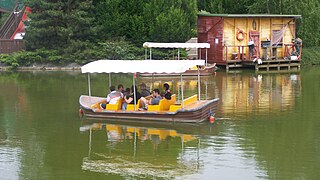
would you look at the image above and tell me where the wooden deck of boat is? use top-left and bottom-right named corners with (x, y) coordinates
top-left (80, 95), bottom-right (219, 123)
top-left (99, 100), bottom-right (207, 114)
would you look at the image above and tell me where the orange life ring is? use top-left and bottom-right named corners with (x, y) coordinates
top-left (236, 29), bottom-right (245, 41)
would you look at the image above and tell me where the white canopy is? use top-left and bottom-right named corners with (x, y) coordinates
top-left (143, 42), bottom-right (210, 49)
top-left (81, 60), bottom-right (205, 74)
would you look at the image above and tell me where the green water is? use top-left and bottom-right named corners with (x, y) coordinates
top-left (0, 68), bottom-right (319, 179)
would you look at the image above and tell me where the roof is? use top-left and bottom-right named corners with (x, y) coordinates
top-left (198, 12), bottom-right (301, 18)
top-left (81, 60), bottom-right (205, 74)
top-left (143, 42), bottom-right (210, 49)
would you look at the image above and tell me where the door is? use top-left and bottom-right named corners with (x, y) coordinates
top-left (249, 31), bottom-right (260, 59)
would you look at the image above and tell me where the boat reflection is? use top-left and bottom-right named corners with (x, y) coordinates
top-left (80, 121), bottom-right (217, 178)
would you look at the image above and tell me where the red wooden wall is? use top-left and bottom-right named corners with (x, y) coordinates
top-left (198, 16), bottom-right (225, 65)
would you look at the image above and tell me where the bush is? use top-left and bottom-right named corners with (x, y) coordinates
top-left (301, 47), bottom-right (320, 66)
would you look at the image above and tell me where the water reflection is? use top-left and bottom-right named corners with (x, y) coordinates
top-left (80, 122), bottom-right (212, 178)
top-left (1, 70), bottom-right (318, 179)
top-left (215, 72), bottom-right (302, 119)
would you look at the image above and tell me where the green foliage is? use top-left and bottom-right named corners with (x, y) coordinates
top-left (24, 0), bottom-right (97, 50)
top-left (94, 0), bottom-right (198, 44)
top-left (0, 12), bottom-right (10, 26)
top-left (301, 47), bottom-right (320, 66)
top-left (4, 0), bottom-right (318, 68)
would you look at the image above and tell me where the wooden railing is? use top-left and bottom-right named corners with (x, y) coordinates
top-left (0, 5), bottom-right (25, 39)
top-left (0, 39), bottom-right (25, 53)
top-left (284, 44), bottom-right (302, 60)
top-left (224, 46), bottom-right (250, 61)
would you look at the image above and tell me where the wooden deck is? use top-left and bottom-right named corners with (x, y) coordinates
top-left (224, 59), bottom-right (301, 72)
top-left (247, 59), bottom-right (300, 71)
top-left (225, 60), bottom-right (243, 71)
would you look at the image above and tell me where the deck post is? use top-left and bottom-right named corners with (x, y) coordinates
top-left (178, 48), bottom-right (180, 60)
top-left (205, 48), bottom-right (208, 66)
top-left (133, 73), bottom-right (137, 110)
top-left (197, 66), bottom-right (201, 101)
top-left (180, 74), bottom-right (184, 109)
top-left (205, 81), bottom-right (208, 100)
top-left (88, 73), bottom-right (91, 96)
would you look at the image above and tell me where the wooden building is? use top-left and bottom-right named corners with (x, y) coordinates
top-left (198, 13), bottom-right (302, 71)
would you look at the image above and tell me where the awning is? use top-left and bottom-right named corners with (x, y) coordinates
top-left (81, 60), bottom-right (205, 74)
top-left (143, 42), bottom-right (210, 49)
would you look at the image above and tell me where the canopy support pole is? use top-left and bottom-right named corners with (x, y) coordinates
top-left (178, 48), bottom-right (180, 60)
top-left (206, 48), bottom-right (208, 66)
top-left (88, 73), bottom-right (91, 96)
top-left (152, 74), bottom-right (154, 90)
top-left (197, 138), bottom-right (200, 170)
top-left (149, 48), bottom-right (152, 60)
top-left (199, 48), bottom-right (201, 59)
top-left (133, 73), bottom-right (137, 110)
top-left (145, 48), bottom-right (147, 60)
top-left (88, 128), bottom-right (92, 159)
top-left (197, 66), bottom-right (201, 101)
top-left (133, 128), bottom-right (137, 159)
top-left (108, 73), bottom-right (111, 88)
top-left (181, 134), bottom-right (184, 157)
top-left (180, 74), bottom-right (184, 109)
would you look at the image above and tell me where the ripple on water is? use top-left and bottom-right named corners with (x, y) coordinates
top-left (0, 145), bottom-right (22, 180)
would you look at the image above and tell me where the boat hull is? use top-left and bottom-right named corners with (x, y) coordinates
top-left (79, 95), bottom-right (219, 123)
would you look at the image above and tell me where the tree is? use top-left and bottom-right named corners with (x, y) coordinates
top-left (24, 0), bottom-right (96, 50)
top-left (93, 0), bottom-right (198, 44)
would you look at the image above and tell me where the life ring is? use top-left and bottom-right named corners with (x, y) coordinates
top-left (236, 29), bottom-right (245, 41)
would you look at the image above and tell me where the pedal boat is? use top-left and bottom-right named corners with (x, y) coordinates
top-left (79, 60), bottom-right (219, 123)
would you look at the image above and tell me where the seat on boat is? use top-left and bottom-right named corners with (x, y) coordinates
top-left (148, 94), bottom-right (176, 111)
top-left (90, 100), bottom-right (106, 109)
top-left (126, 99), bottom-right (141, 111)
top-left (106, 98), bottom-right (123, 110)
top-left (169, 94), bottom-right (197, 112)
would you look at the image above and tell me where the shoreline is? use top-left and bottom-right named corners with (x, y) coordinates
top-left (0, 63), bottom-right (81, 71)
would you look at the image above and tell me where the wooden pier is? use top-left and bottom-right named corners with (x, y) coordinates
top-left (223, 59), bottom-right (301, 72)
top-left (225, 60), bottom-right (243, 71)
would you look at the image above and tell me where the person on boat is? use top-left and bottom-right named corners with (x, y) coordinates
top-left (122, 85), bottom-right (142, 110)
top-left (121, 88), bottom-right (131, 110)
top-left (100, 85), bottom-right (122, 109)
top-left (139, 89), bottom-right (162, 110)
top-left (162, 83), bottom-right (172, 100)
top-left (140, 82), bottom-right (150, 97)
top-left (117, 84), bottom-right (124, 98)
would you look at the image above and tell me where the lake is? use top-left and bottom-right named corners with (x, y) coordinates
top-left (0, 68), bottom-right (319, 179)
